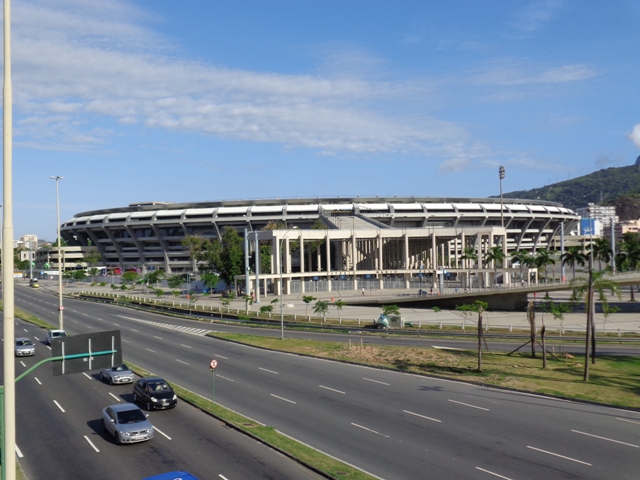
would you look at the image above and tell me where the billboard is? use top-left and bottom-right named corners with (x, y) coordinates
top-left (51, 330), bottom-right (122, 376)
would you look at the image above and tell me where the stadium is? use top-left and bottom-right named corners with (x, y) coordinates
top-left (58, 196), bottom-right (579, 294)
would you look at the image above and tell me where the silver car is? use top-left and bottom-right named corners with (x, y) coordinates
top-left (102, 403), bottom-right (154, 445)
top-left (45, 329), bottom-right (67, 345)
top-left (15, 338), bottom-right (35, 356)
top-left (100, 364), bottom-right (134, 385)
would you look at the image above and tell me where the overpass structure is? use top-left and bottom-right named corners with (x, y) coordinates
top-left (344, 271), bottom-right (640, 311)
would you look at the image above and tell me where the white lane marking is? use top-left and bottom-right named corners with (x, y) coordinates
top-left (432, 346), bottom-right (464, 351)
top-left (122, 339), bottom-right (131, 344)
top-left (180, 344), bottom-right (191, 348)
top-left (96, 317), bottom-right (104, 321)
top-left (153, 426), bottom-right (172, 440)
top-left (270, 394), bottom-right (296, 404)
top-left (403, 410), bottom-right (442, 423)
top-left (176, 359), bottom-right (190, 366)
top-left (20, 361), bottom-right (26, 367)
top-left (319, 385), bottom-right (345, 394)
top-left (83, 372), bottom-right (93, 380)
top-left (109, 392), bottom-right (121, 402)
top-left (145, 348), bottom-right (156, 353)
top-left (215, 354), bottom-right (229, 359)
top-left (83, 313), bottom-right (89, 316)
top-left (216, 375), bottom-right (234, 382)
top-left (617, 417), bottom-right (640, 425)
top-left (475, 467), bottom-right (513, 479)
top-left (351, 423), bottom-right (389, 438)
top-left (23, 328), bottom-right (28, 332)
top-left (53, 401), bottom-right (66, 413)
top-left (154, 336), bottom-right (163, 340)
top-left (526, 446), bottom-right (591, 466)
top-left (84, 435), bottom-right (100, 453)
top-left (113, 323), bottom-right (120, 326)
top-left (47, 346), bottom-right (52, 350)
top-left (15, 445), bottom-right (23, 458)
top-left (131, 328), bottom-right (139, 332)
top-left (219, 475), bottom-right (229, 480)
top-left (34, 377), bottom-right (41, 385)
top-left (259, 367), bottom-right (278, 375)
top-left (571, 429), bottom-right (639, 448)
top-left (448, 399), bottom-right (489, 411)
top-left (34, 336), bottom-right (40, 341)
top-left (363, 377), bottom-right (389, 385)
top-left (86, 325), bottom-right (94, 329)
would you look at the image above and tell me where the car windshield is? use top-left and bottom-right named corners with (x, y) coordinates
top-left (16, 340), bottom-right (33, 346)
top-left (116, 409), bottom-right (146, 424)
top-left (149, 382), bottom-right (171, 392)
top-left (113, 365), bottom-right (128, 372)
top-left (53, 332), bottom-right (67, 338)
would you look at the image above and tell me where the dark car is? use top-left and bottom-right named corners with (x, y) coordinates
top-left (133, 377), bottom-right (177, 411)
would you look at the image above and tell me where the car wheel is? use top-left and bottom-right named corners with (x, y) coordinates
top-left (102, 419), bottom-right (107, 431)
top-left (115, 432), bottom-right (122, 445)
top-left (109, 377), bottom-right (114, 385)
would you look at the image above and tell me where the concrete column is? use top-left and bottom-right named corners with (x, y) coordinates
top-left (300, 238), bottom-right (305, 274)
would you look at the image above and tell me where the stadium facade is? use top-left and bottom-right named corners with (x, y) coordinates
top-left (56, 197), bottom-right (579, 294)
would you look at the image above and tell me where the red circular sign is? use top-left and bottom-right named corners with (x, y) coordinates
top-left (210, 359), bottom-right (218, 370)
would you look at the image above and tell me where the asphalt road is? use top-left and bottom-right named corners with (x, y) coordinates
top-left (12, 286), bottom-right (640, 479)
top-left (6, 300), bottom-right (326, 479)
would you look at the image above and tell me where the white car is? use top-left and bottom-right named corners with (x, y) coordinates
top-left (15, 338), bottom-right (35, 356)
top-left (100, 364), bottom-right (134, 385)
top-left (45, 329), bottom-right (67, 345)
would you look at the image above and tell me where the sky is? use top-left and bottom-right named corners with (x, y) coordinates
top-left (3, 0), bottom-right (640, 241)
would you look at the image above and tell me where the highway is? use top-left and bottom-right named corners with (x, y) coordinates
top-left (8, 292), bottom-right (326, 480)
top-left (12, 286), bottom-right (640, 479)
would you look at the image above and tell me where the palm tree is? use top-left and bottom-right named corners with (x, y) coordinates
top-left (460, 247), bottom-right (478, 289)
top-left (570, 270), bottom-right (621, 365)
top-left (510, 250), bottom-right (533, 284)
top-left (313, 300), bottom-right (330, 323)
top-left (484, 246), bottom-right (506, 287)
top-left (616, 232), bottom-right (640, 301)
top-left (561, 246), bottom-right (588, 279)
top-left (592, 237), bottom-right (611, 271)
top-left (533, 248), bottom-right (555, 283)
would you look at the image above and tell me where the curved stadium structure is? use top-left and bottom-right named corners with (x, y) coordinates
top-left (59, 197), bottom-right (579, 293)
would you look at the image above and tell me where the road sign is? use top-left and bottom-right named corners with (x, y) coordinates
top-left (51, 330), bottom-right (122, 376)
top-left (210, 359), bottom-right (218, 370)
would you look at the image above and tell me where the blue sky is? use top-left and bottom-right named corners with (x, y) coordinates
top-left (5, 0), bottom-right (640, 241)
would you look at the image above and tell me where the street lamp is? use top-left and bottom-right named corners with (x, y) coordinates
top-left (499, 166), bottom-right (506, 228)
top-left (50, 175), bottom-right (64, 330)
top-left (279, 226), bottom-right (298, 339)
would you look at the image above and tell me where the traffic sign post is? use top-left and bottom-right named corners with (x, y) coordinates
top-left (210, 359), bottom-right (218, 407)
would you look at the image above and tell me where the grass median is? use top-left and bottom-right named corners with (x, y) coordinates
top-left (208, 332), bottom-right (640, 410)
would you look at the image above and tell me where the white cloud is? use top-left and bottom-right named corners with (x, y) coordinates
top-left (510, 0), bottom-right (565, 33)
top-left (472, 63), bottom-right (597, 87)
top-left (8, 0), bottom-right (483, 163)
top-left (626, 124), bottom-right (640, 149)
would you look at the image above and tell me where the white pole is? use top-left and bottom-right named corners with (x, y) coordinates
top-left (50, 175), bottom-right (64, 330)
top-left (2, 0), bottom-right (17, 477)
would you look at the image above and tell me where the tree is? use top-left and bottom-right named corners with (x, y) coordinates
top-left (88, 267), bottom-right (99, 283)
top-left (84, 248), bottom-right (101, 269)
top-left (72, 270), bottom-right (87, 283)
top-left (592, 237), bottom-right (611, 271)
top-left (334, 299), bottom-right (346, 314)
top-left (167, 275), bottom-right (185, 292)
top-left (182, 235), bottom-right (222, 273)
top-left (570, 269), bottom-right (621, 365)
top-left (484, 246), bottom-right (506, 286)
top-left (561, 246), bottom-right (588, 279)
top-left (456, 300), bottom-right (488, 372)
top-left (259, 305), bottom-right (274, 315)
top-left (381, 304), bottom-right (400, 317)
top-left (533, 248), bottom-right (555, 283)
top-left (460, 247), bottom-right (478, 288)
top-left (313, 300), bottom-right (330, 322)
top-left (302, 295), bottom-right (316, 315)
top-left (511, 250), bottom-right (534, 284)
top-left (616, 232), bottom-right (640, 301)
top-left (200, 271), bottom-right (220, 293)
top-left (219, 227), bottom-right (244, 288)
top-left (145, 269), bottom-right (165, 288)
top-left (154, 288), bottom-right (164, 298)
top-left (121, 270), bottom-right (139, 286)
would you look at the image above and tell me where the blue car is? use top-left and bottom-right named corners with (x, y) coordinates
top-left (143, 472), bottom-right (199, 480)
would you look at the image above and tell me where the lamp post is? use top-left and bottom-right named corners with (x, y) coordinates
top-left (499, 166), bottom-right (506, 228)
top-left (279, 226), bottom-right (298, 340)
top-left (50, 175), bottom-right (64, 330)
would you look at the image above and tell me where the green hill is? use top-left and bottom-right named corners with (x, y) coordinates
top-left (500, 157), bottom-right (640, 218)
